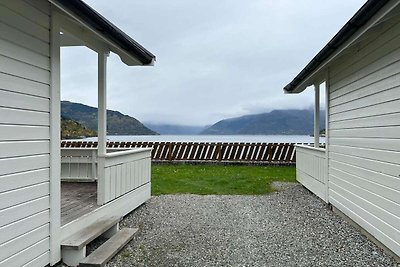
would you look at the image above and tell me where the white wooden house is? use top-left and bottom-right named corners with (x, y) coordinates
top-left (285, 0), bottom-right (400, 259)
top-left (0, 0), bottom-right (155, 266)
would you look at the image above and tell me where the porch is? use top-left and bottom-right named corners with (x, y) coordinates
top-left (295, 144), bottom-right (328, 202)
top-left (59, 147), bottom-right (151, 266)
top-left (294, 82), bottom-right (329, 203)
top-left (60, 147), bottom-right (151, 229)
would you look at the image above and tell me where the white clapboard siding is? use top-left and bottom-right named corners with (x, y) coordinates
top-left (329, 126), bottom-right (400, 139)
top-left (330, 69), bottom-right (400, 107)
top-left (0, 4), bottom-right (49, 43)
top-left (0, 169), bottom-right (50, 193)
top-left (330, 113), bottom-right (400, 130)
top-left (0, 155), bottom-right (50, 177)
top-left (329, 190), bottom-right (400, 256)
top-left (330, 182), bottom-right (400, 236)
top-left (330, 98), bottom-right (400, 122)
top-left (0, 238), bottom-right (49, 267)
top-left (329, 160), bottom-right (400, 195)
top-left (0, 55), bottom-right (50, 84)
top-left (0, 38), bottom-right (50, 70)
top-left (1, 0), bottom-right (49, 29)
top-left (0, 224), bottom-right (49, 262)
top-left (330, 137), bottom-right (400, 152)
top-left (0, 125), bottom-right (50, 141)
top-left (0, 182), bottom-right (49, 210)
top-left (330, 18), bottom-right (400, 80)
top-left (329, 152), bottom-right (400, 181)
top-left (329, 145), bottom-right (400, 165)
top-left (22, 251), bottom-right (50, 267)
top-left (328, 17), bottom-right (400, 256)
top-left (23, 0), bottom-right (50, 16)
top-left (0, 73), bottom-right (49, 98)
top-left (0, 1), bottom-right (51, 266)
top-left (330, 86), bottom-right (400, 115)
top-left (0, 22), bottom-right (49, 56)
top-left (0, 141), bottom-right (50, 159)
top-left (0, 107), bottom-right (49, 126)
top-left (0, 90), bottom-right (50, 112)
top-left (330, 167), bottom-right (400, 209)
top-left (0, 196), bottom-right (49, 228)
top-left (330, 27), bottom-right (400, 90)
top-left (0, 210), bottom-right (49, 245)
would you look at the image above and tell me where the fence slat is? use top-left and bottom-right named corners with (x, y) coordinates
top-left (183, 142), bottom-right (192, 160)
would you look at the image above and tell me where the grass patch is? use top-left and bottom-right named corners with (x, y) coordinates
top-left (151, 164), bottom-right (296, 195)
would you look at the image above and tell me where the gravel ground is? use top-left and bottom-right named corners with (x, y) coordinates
top-left (99, 182), bottom-right (398, 267)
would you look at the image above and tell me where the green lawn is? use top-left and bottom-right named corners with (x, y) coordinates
top-left (151, 164), bottom-right (296, 195)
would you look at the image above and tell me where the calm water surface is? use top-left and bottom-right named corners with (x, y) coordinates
top-left (84, 135), bottom-right (325, 143)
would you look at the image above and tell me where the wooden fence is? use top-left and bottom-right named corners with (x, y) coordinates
top-left (61, 141), bottom-right (305, 164)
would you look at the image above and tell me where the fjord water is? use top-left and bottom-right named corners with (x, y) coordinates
top-left (85, 135), bottom-right (325, 143)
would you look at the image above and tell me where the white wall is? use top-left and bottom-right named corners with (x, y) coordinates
top-left (328, 17), bottom-right (400, 257)
top-left (0, 1), bottom-right (51, 266)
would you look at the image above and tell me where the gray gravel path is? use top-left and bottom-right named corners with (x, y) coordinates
top-left (104, 183), bottom-right (397, 266)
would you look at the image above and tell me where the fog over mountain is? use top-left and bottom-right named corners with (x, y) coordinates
top-left (202, 109), bottom-right (325, 135)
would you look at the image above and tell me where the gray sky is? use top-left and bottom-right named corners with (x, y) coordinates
top-left (61, 0), bottom-right (366, 126)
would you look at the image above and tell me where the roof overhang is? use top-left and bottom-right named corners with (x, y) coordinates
top-left (283, 0), bottom-right (400, 94)
top-left (49, 0), bottom-right (156, 66)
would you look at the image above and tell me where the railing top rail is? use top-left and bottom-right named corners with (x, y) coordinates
top-left (61, 147), bottom-right (98, 150)
top-left (101, 148), bottom-right (152, 158)
top-left (295, 144), bottom-right (326, 153)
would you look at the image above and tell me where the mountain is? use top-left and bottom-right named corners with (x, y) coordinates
top-left (61, 101), bottom-right (158, 135)
top-left (144, 123), bottom-right (206, 135)
top-left (201, 109), bottom-right (325, 135)
top-left (61, 117), bottom-right (97, 139)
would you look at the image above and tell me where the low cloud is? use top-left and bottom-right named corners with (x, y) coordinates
top-left (62, 0), bottom-right (366, 126)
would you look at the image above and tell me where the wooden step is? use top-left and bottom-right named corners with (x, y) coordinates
top-left (62, 216), bottom-right (121, 250)
top-left (79, 228), bottom-right (138, 267)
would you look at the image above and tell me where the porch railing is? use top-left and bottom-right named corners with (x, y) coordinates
top-left (61, 148), bottom-right (97, 181)
top-left (295, 145), bottom-right (327, 202)
top-left (97, 148), bottom-right (151, 205)
top-left (61, 147), bottom-right (152, 205)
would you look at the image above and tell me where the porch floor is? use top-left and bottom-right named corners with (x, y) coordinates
top-left (61, 182), bottom-right (98, 225)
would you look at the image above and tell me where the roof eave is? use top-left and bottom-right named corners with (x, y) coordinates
top-left (283, 0), bottom-right (391, 94)
top-left (49, 0), bottom-right (156, 66)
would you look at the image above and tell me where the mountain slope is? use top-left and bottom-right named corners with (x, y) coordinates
top-left (61, 101), bottom-right (158, 135)
top-left (145, 123), bottom-right (206, 135)
top-left (61, 117), bottom-right (97, 139)
top-left (201, 109), bottom-right (325, 135)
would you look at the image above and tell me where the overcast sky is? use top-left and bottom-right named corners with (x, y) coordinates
top-left (61, 0), bottom-right (367, 126)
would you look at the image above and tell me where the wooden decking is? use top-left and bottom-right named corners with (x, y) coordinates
top-left (61, 182), bottom-right (98, 225)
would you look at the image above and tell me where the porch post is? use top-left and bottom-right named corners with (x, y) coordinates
top-left (314, 83), bottom-right (320, 148)
top-left (97, 51), bottom-right (109, 205)
top-left (98, 51), bottom-right (109, 156)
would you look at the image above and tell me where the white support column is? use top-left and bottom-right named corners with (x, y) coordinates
top-left (97, 51), bottom-right (109, 205)
top-left (314, 83), bottom-right (320, 148)
top-left (49, 7), bottom-right (62, 265)
top-left (98, 51), bottom-right (109, 156)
